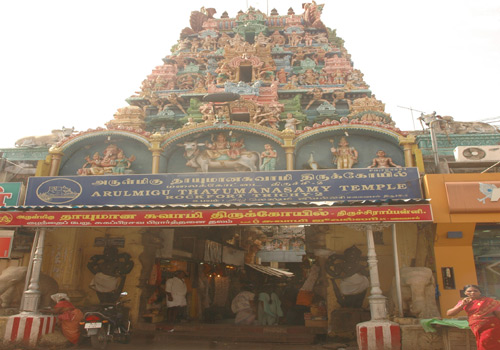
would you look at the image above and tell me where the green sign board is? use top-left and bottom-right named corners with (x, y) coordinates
top-left (0, 183), bottom-right (22, 206)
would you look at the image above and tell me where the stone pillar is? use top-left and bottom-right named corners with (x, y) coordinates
top-left (4, 314), bottom-right (57, 347)
top-left (357, 322), bottom-right (401, 350)
top-left (5, 229), bottom-right (56, 348)
top-left (281, 128), bottom-right (296, 170)
top-left (48, 147), bottom-right (64, 176)
top-left (20, 228), bottom-right (46, 313)
top-left (356, 224), bottom-right (401, 350)
top-left (398, 135), bottom-right (415, 168)
top-left (365, 225), bottom-right (387, 320)
top-left (149, 133), bottom-right (164, 174)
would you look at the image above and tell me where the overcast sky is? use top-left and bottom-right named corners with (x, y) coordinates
top-left (1, 0), bottom-right (499, 148)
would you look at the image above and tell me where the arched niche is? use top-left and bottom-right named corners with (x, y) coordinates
top-left (161, 125), bottom-right (285, 173)
top-left (229, 55), bottom-right (262, 83)
top-left (229, 99), bottom-right (259, 123)
top-left (56, 130), bottom-right (152, 176)
top-left (294, 126), bottom-right (404, 170)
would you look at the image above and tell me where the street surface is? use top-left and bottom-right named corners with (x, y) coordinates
top-left (34, 334), bottom-right (358, 350)
top-left (74, 338), bottom-right (357, 350)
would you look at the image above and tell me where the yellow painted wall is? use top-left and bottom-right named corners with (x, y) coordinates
top-left (433, 222), bottom-right (477, 317)
top-left (423, 174), bottom-right (500, 317)
top-left (43, 227), bottom-right (145, 324)
top-left (423, 174), bottom-right (500, 223)
top-left (434, 245), bottom-right (476, 317)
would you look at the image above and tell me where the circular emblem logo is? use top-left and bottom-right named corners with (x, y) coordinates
top-left (0, 213), bottom-right (13, 224)
top-left (35, 178), bottom-right (82, 204)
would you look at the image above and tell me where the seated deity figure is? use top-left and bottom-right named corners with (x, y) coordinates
top-left (205, 133), bottom-right (237, 160)
top-left (368, 150), bottom-right (401, 168)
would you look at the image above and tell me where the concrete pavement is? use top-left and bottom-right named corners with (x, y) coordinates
top-left (74, 337), bottom-right (357, 350)
top-left (33, 333), bottom-right (358, 350)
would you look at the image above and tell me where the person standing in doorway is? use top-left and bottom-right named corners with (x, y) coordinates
top-left (165, 270), bottom-right (187, 323)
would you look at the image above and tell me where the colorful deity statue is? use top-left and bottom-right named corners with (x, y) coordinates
top-left (283, 113), bottom-right (301, 131)
top-left (112, 151), bottom-right (136, 174)
top-left (330, 137), bottom-right (358, 169)
top-left (78, 145), bottom-right (134, 175)
top-left (368, 150), bottom-right (401, 168)
top-left (205, 132), bottom-right (232, 160)
top-left (260, 144), bottom-right (277, 171)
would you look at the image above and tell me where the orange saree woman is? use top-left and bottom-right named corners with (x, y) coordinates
top-left (51, 294), bottom-right (83, 346)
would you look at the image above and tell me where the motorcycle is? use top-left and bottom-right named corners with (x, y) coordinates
top-left (80, 292), bottom-right (131, 349)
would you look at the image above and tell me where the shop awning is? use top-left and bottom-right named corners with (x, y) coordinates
top-left (245, 263), bottom-right (294, 278)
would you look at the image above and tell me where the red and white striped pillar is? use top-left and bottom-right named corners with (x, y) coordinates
top-left (357, 320), bottom-right (401, 350)
top-left (3, 314), bottom-right (56, 347)
top-left (355, 225), bottom-right (401, 350)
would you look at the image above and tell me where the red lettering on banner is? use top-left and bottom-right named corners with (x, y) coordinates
top-left (2, 204), bottom-right (433, 227)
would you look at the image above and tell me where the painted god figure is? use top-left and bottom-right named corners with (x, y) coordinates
top-left (112, 151), bottom-right (136, 174)
top-left (260, 144), bottom-right (277, 171)
top-left (284, 113), bottom-right (301, 131)
top-left (330, 137), bottom-right (358, 169)
top-left (181, 134), bottom-right (260, 172)
top-left (205, 132), bottom-right (232, 160)
top-left (368, 150), bottom-right (401, 168)
top-left (78, 145), bottom-right (134, 175)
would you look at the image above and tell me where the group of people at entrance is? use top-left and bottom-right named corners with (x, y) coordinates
top-left (231, 283), bottom-right (284, 326)
top-left (160, 266), bottom-right (310, 327)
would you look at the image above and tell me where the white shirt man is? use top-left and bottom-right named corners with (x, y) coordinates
top-left (165, 270), bottom-right (187, 323)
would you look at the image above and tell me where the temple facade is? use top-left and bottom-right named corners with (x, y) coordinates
top-left (1, 3), bottom-right (499, 349)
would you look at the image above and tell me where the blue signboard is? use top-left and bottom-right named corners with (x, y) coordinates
top-left (24, 168), bottom-right (422, 207)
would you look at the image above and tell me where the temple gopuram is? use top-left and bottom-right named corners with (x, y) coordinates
top-left (98, 3), bottom-right (410, 176)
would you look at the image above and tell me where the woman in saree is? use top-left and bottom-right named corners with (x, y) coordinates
top-left (51, 293), bottom-right (84, 347)
top-left (446, 284), bottom-right (500, 350)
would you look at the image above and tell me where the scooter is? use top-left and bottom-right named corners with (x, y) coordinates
top-left (80, 292), bottom-right (131, 349)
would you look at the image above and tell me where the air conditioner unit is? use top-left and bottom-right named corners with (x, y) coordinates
top-left (454, 146), bottom-right (500, 162)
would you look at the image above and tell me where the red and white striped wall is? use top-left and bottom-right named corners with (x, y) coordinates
top-left (357, 320), bottom-right (401, 350)
top-left (4, 314), bottom-right (56, 347)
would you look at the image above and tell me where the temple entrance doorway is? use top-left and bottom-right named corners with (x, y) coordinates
top-left (145, 225), bottom-right (323, 330)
